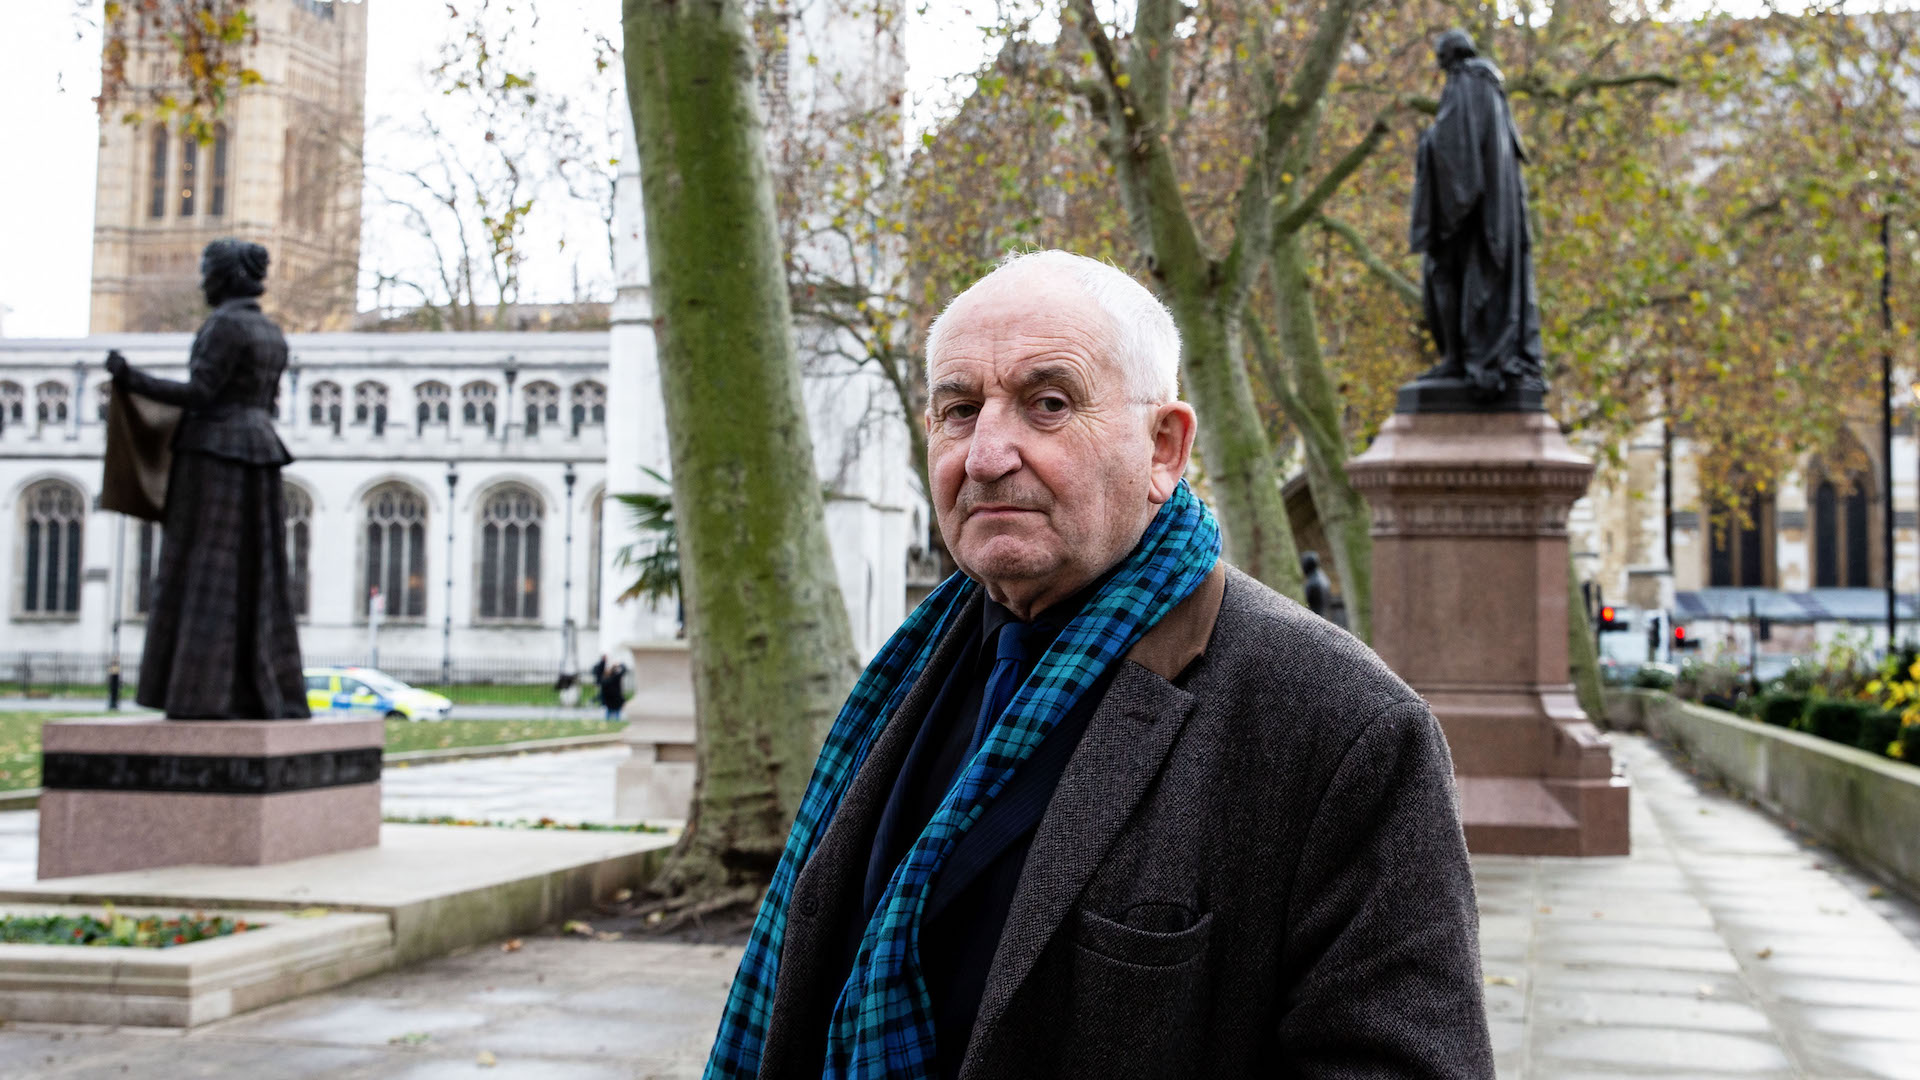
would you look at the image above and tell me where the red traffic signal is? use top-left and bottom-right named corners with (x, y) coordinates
top-left (1673, 624), bottom-right (1700, 650)
top-left (1596, 605), bottom-right (1625, 632)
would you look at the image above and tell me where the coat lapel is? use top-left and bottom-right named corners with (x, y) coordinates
top-left (962, 563), bottom-right (1226, 1069)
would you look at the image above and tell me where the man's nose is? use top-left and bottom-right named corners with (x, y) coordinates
top-left (964, 400), bottom-right (1022, 483)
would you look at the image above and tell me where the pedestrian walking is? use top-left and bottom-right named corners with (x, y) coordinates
top-left (597, 659), bottom-right (627, 720)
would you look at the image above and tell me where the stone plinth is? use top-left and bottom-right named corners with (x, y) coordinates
top-left (1348, 407), bottom-right (1629, 856)
top-left (37, 715), bottom-right (383, 880)
top-left (615, 642), bottom-right (696, 822)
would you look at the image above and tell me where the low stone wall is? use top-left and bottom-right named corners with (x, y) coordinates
top-left (1607, 688), bottom-right (1920, 900)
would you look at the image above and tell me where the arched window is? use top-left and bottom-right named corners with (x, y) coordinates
top-left (461, 381), bottom-right (498, 434)
top-left (478, 485), bottom-right (543, 621)
top-left (20, 480), bottom-right (85, 616)
top-left (309, 381), bottom-right (343, 435)
top-left (179, 133), bottom-right (198, 217)
top-left (285, 483), bottom-right (312, 617)
top-left (415, 381), bottom-right (451, 433)
top-left (352, 381), bottom-right (389, 436)
top-left (0, 382), bottom-right (22, 436)
top-left (96, 382), bottom-right (113, 423)
top-left (133, 519), bottom-right (162, 616)
top-left (1708, 489), bottom-right (1773, 588)
top-left (1812, 465), bottom-right (1874, 588)
top-left (523, 381), bottom-right (560, 436)
top-left (364, 483), bottom-right (428, 618)
top-left (35, 382), bottom-right (69, 428)
top-left (149, 125), bottom-right (169, 219)
top-left (208, 123), bottom-right (230, 217)
top-left (570, 381), bottom-right (606, 436)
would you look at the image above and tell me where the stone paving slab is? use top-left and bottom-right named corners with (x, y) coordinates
top-left (3, 733), bottom-right (1918, 1079)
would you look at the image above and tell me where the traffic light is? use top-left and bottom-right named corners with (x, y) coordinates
top-left (1673, 624), bottom-right (1701, 651)
top-left (1597, 605), bottom-right (1626, 633)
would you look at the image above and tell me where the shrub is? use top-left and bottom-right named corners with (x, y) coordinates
top-left (1632, 666), bottom-right (1677, 691)
top-left (1856, 709), bottom-right (1905, 758)
top-left (1801, 700), bottom-right (1873, 747)
top-left (1676, 658), bottom-right (1745, 709)
top-left (1901, 722), bottom-right (1920, 764)
top-left (1755, 693), bottom-right (1809, 729)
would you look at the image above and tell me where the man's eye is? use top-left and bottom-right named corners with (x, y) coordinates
top-left (945, 403), bottom-right (979, 421)
top-left (1034, 396), bottom-right (1068, 414)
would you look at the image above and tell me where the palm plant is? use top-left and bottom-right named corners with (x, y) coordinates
top-left (613, 467), bottom-right (679, 606)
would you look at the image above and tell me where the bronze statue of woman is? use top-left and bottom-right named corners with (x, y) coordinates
top-left (105, 239), bottom-right (310, 719)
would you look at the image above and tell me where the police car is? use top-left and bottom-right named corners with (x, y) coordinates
top-left (304, 667), bottom-right (453, 722)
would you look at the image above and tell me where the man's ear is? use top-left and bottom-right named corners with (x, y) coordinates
top-left (1146, 401), bottom-right (1197, 504)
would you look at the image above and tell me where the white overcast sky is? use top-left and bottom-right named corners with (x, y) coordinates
top-left (0, 0), bottom-right (999, 339)
top-left (0, 0), bottom-right (1880, 338)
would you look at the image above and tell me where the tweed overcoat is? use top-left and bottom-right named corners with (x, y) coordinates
top-left (755, 564), bottom-right (1495, 1080)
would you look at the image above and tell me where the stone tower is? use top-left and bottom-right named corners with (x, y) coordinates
top-left (89, 0), bottom-right (367, 333)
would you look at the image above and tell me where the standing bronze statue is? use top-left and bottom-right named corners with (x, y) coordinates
top-left (104, 239), bottom-right (310, 719)
top-left (1406, 29), bottom-right (1547, 410)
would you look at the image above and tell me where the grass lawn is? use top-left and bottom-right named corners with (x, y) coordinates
top-left (0, 712), bottom-right (88, 792)
top-left (0, 714), bottom-right (625, 792)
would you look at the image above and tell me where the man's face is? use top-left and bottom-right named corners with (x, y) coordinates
top-left (925, 275), bottom-right (1190, 617)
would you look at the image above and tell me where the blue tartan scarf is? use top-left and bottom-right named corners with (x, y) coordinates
top-left (704, 480), bottom-right (1220, 1080)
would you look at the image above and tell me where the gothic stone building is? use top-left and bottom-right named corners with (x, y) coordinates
top-left (89, 0), bottom-right (366, 332)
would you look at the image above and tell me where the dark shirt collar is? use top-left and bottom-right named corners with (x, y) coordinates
top-left (975, 565), bottom-right (1119, 666)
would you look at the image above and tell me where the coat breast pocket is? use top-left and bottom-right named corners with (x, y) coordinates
top-left (1050, 906), bottom-right (1214, 1079)
top-left (1071, 904), bottom-right (1212, 967)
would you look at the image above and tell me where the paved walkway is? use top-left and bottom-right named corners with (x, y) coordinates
top-left (4, 734), bottom-right (1919, 1079)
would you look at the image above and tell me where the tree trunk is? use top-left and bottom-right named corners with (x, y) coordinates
top-left (1168, 282), bottom-right (1303, 599)
top-left (1567, 556), bottom-right (1607, 725)
top-left (623, 0), bottom-right (861, 899)
top-left (1268, 231), bottom-right (1372, 641)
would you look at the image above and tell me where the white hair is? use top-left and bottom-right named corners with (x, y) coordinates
top-left (923, 249), bottom-right (1181, 404)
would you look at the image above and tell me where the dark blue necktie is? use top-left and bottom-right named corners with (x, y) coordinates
top-left (965, 620), bottom-right (1040, 765)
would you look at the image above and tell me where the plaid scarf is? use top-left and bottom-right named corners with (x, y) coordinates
top-left (704, 480), bottom-right (1220, 1080)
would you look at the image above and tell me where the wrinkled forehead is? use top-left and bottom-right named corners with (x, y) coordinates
top-left (928, 274), bottom-right (1122, 386)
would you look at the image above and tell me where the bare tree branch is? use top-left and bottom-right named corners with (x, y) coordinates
top-left (1316, 213), bottom-right (1421, 306)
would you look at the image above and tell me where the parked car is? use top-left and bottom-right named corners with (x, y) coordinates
top-left (304, 667), bottom-right (452, 722)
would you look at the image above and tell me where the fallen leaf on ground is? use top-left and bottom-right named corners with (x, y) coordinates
top-left (1483, 974), bottom-right (1518, 987)
top-left (477, 1050), bottom-right (497, 1067)
top-left (563, 920), bottom-right (593, 936)
top-left (501, 939), bottom-right (523, 952)
top-left (1755, 947), bottom-right (1773, 959)
top-left (1538, 906), bottom-right (1552, 915)
top-left (595, 931), bottom-right (623, 942)
top-left (613, 888), bottom-right (634, 903)
top-left (1868, 886), bottom-right (1888, 899)
top-left (647, 910), bottom-right (665, 925)
top-left (389, 1032), bottom-right (431, 1046)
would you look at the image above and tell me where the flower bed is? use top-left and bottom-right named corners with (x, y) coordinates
top-left (382, 814), bottom-right (666, 833)
top-left (0, 905), bottom-right (250, 948)
top-left (1667, 635), bottom-right (1920, 765)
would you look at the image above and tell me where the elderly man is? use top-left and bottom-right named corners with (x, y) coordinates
top-left (706, 251), bottom-right (1492, 1080)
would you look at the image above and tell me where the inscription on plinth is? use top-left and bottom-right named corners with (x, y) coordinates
top-left (36, 716), bottom-right (384, 880)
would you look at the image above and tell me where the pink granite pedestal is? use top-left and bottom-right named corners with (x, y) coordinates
top-left (36, 715), bottom-right (384, 880)
top-left (1348, 408), bottom-right (1629, 856)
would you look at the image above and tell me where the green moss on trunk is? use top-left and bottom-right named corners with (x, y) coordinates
top-left (623, 0), bottom-right (861, 899)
